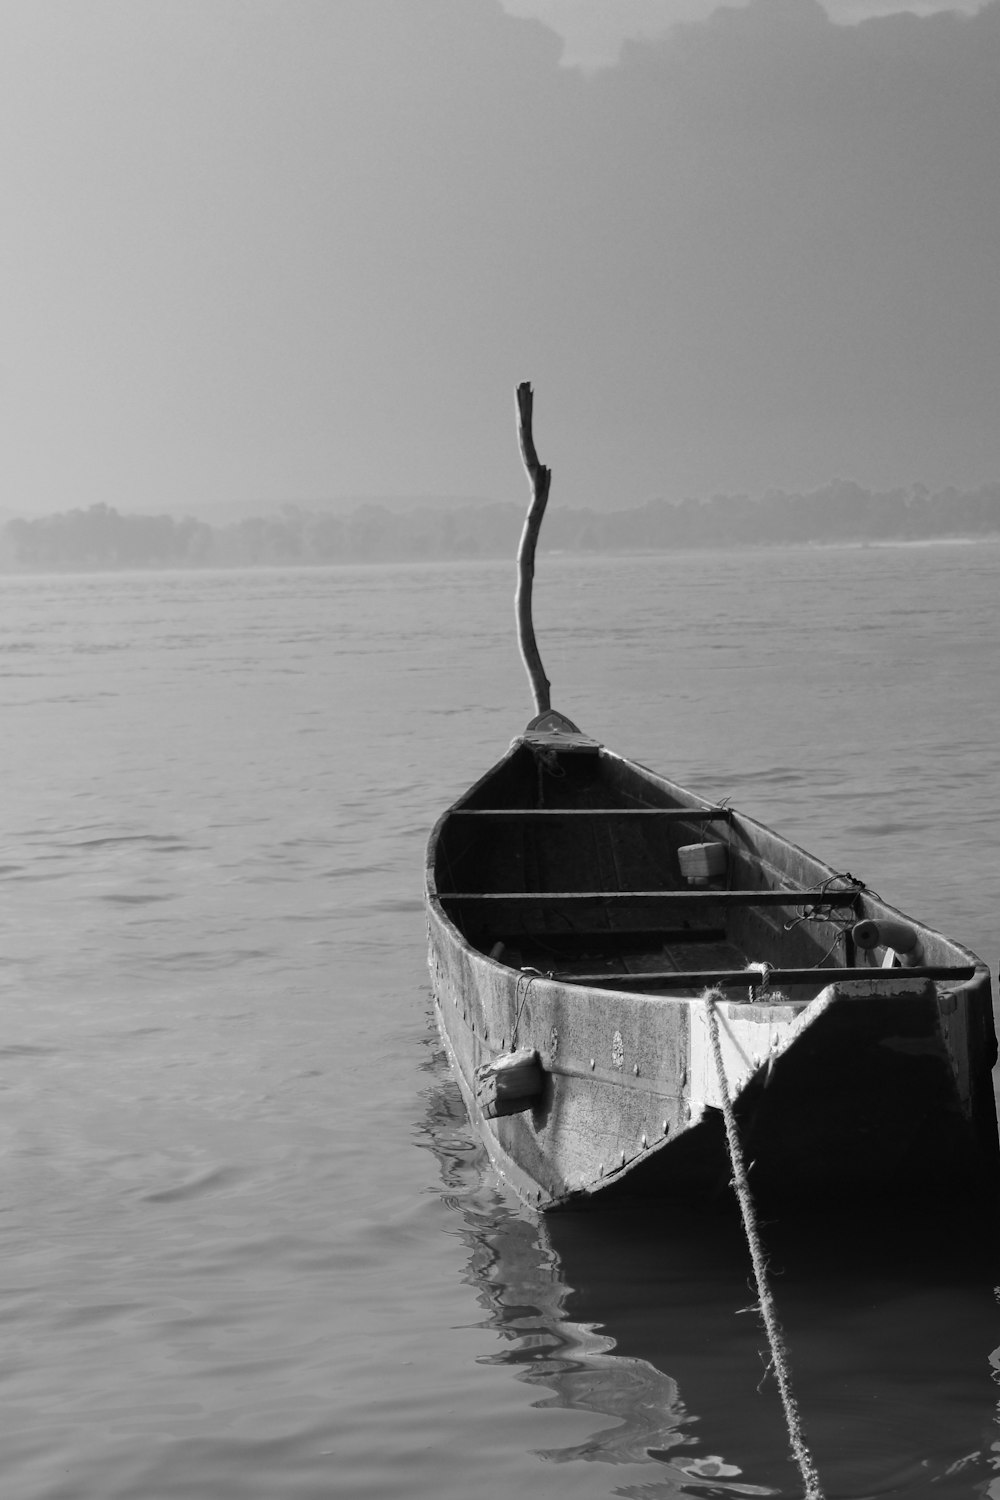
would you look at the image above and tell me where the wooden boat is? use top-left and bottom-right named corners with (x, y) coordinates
top-left (425, 387), bottom-right (999, 1211)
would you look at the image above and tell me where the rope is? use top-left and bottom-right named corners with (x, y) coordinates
top-left (524, 740), bottom-right (566, 808)
top-left (511, 968), bottom-right (542, 1049)
top-left (744, 960), bottom-right (775, 1004)
top-left (783, 871), bottom-right (878, 931)
top-left (780, 871), bottom-right (875, 969)
top-left (703, 989), bottom-right (826, 1500)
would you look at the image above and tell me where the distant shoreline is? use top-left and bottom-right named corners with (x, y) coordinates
top-left (4, 492), bottom-right (1000, 572)
top-left (3, 531), bottom-right (999, 577)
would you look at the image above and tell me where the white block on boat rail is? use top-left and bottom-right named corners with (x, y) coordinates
top-left (689, 996), bottom-right (816, 1111)
top-left (679, 842), bottom-right (727, 884)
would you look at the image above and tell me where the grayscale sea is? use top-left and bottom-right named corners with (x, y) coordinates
top-left (3, 542), bottom-right (1000, 1499)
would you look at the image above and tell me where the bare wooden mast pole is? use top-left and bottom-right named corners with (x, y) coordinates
top-left (515, 381), bottom-right (552, 715)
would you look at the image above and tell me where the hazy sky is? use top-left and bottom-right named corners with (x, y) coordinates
top-left (3, 0), bottom-right (998, 515)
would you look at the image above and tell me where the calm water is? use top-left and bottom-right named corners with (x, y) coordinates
top-left (2, 544), bottom-right (1000, 1499)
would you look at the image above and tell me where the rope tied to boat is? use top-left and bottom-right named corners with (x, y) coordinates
top-left (511, 967), bottom-right (543, 1049)
top-left (703, 988), bottom-right (826, 1500)
top-left (525, 739), bottom-right (565, 807)
top-left (744, 960), bottom-right (776, 1003)
top-left (780, 872), bottom-right (879, 969)
top-left (783, 871), bottom-right (878, 933)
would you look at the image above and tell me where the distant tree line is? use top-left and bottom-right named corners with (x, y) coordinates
top-left (3, 481), bottom-right (1000, 570)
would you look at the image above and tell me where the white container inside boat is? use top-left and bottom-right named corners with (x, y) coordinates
top-left (678, 841), bottom-right (727, 885)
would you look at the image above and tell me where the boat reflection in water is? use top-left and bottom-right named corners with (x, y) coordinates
top-left (418, 1033), bottom-right (1000, 1498)
top-left (418, 1043), bottom-right (764, 1494)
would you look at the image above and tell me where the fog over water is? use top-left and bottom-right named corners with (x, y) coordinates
top-left (4, 544), bottom-right (999, 1497)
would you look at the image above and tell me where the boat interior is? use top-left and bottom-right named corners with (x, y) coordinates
top-left (432, 741), bottom-right (974, 1003)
